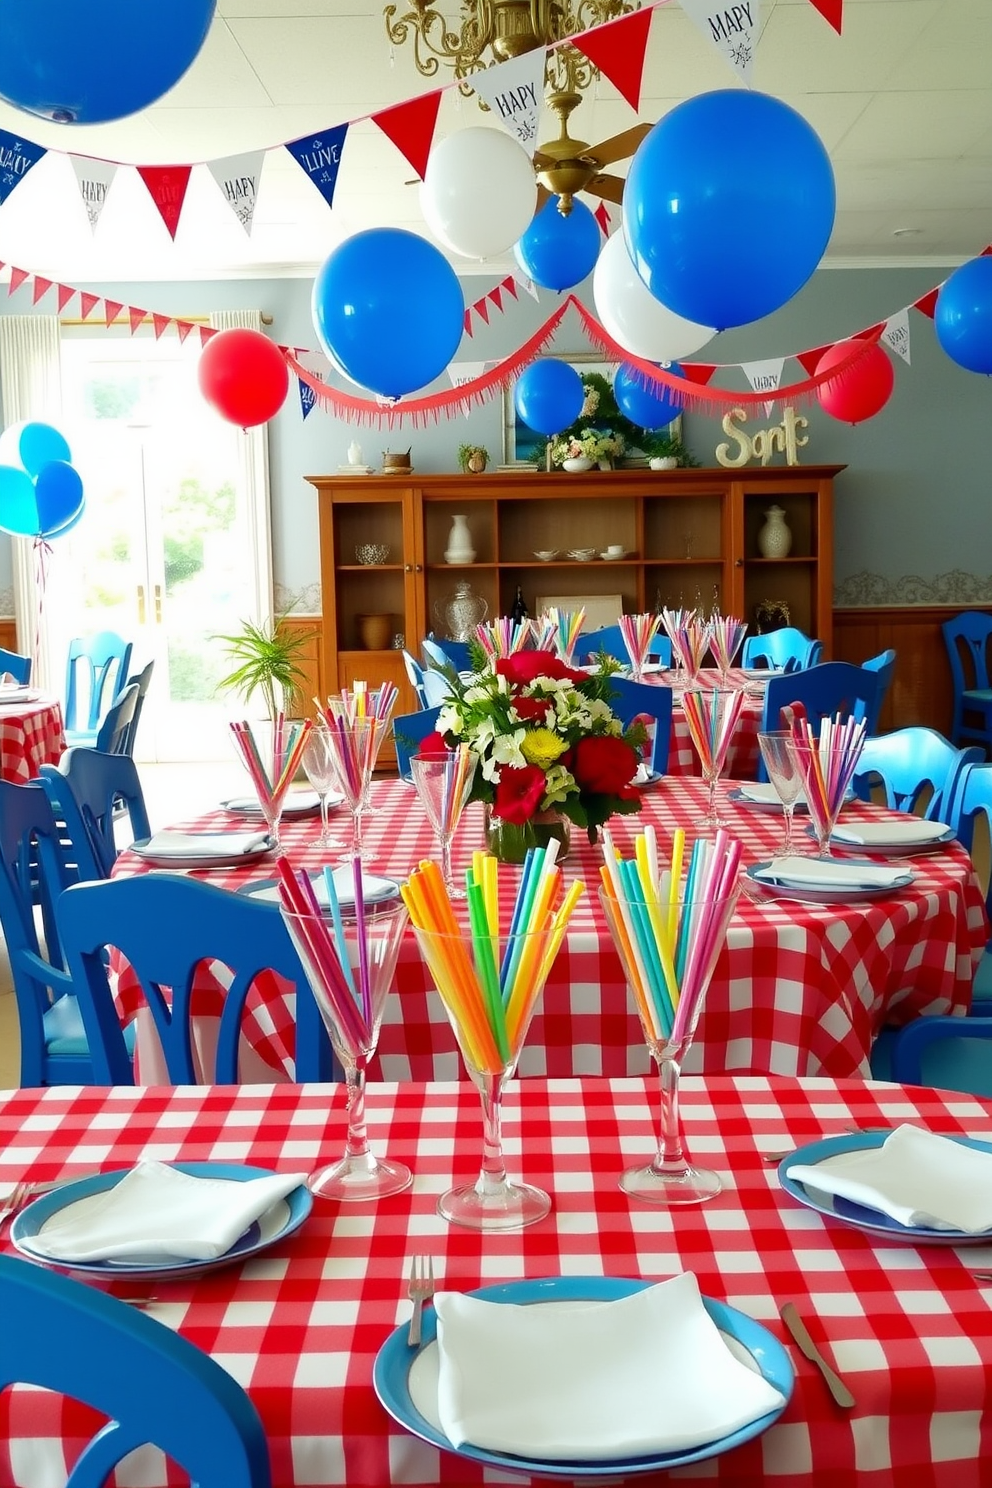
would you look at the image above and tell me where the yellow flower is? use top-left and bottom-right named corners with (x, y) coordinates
top-left (520, 728), bottom-right (568, 770)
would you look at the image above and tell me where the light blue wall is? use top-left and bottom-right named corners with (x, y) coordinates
top-left (0, 263), bottom-right (987, 611)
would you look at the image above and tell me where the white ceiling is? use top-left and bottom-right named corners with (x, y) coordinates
top-left (0, 0), bottom-right (988, 283)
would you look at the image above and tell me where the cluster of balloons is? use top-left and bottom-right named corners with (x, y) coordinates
top-left (935, 256), bottom-right (992, 376)
top-left (198, 328), bottom-right (290, 428)
top-left (593, 232), bottom-right (715, 364)
top-left (514, 357), bottom-right (686, 445)
top-left (0, 423), bottom-right (85, 539)
top-left (0, 1), bottom-right (215, 124)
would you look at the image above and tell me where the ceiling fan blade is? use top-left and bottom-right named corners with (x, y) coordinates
top-left (587, 122), bottom-right (652, 168)
top-left (584, 173), bottom-right (625, 205)
top-left (532, 150), bottom-right (556, 171)
top-left (535, 184), bottom-right (552, 213)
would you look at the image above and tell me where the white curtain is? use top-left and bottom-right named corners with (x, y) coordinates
top-left (0, 316), bottom-right (62, 691)
top-left (208, 309), bottom-right (274, 622)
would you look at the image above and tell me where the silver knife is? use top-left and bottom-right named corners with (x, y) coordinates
top-left (779, 1301), bottom-right (856, 1409)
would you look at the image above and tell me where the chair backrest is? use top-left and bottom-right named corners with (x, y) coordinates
top-left (947, 760), bottom-right (992, 922)
top-left (942, 610), bottom-right (992, 693)
top-left (852, 728), bottom-right (980, 820)
top-left (608, 677), bottom-right (673, 776)
top-left (577, 625), bottom-right (672, 668)
top-left (742, 627), bottom-right (823, 671)
top-left (421, 668), bottom-right (453, 707)
top-left (0, 646), bottom-right (31, 684)
top-left (120, 660), bottom-right (154, 759)
top-left (392, 705), bottom-right (442, 781)
top-left (0, 1253), bottom-right (272, 1488)
top-left (39, 748), bottom-right (152, 881)
top-left (861, 647), bottom-right (897, 733)
top-left (758, 662), bottom-right (881, 782)
top-left (56, 873), bottom-right (339, 1085)
top-left (93, 681), bottom-right (141, 756)
top-left (423, 635), bottom-right (471, 673)
top-left (402, 650), bottom-right (428, 709)
top-left (65, 631), bottom-right (133, 735)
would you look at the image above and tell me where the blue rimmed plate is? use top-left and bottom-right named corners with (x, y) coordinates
top-left (816, 823), bottom-right (956, 857)
top-left (728, 786), bottom-right (809, 815)
top-left (778, 1132), bottom-right (992, 1245)
top-left (221, 791), bottom-right (338, 819)
top-left (746, 860), bottom-right (913, 905)
top-left (129, 837), bottom-right (275, 871)
top-left (373, 1276), bottom-right (793, 1479)
top-left (11, 1163), bottom-right (312, 1279)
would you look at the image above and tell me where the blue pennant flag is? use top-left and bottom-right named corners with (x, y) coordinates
top-left (285, 123), bottom-right (349, 210)
top-left (0, 130), bottom-right (46, 208)
top-left (298, 375), bottom-right (317, 421)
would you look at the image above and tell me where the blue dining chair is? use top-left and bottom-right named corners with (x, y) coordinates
top-left (577, 624), bottom-right (673, 669)
top-left (871, 1015), bottom-right (992, 1096)
top-left (119, 659), bottom-right (155, 759)
top-left (423, 636), bottom-right (472, 673)
top-left (0, 1254), bottom-right (272, 1488)
top-left (942, 611), bottom-right (992, 753)
top-left (946, 760), bottom-right (992, 1015)
top-left (392, 704), bottom-right (442, 781)
top-left (608, 676), bottom-right (673, 776)
top-left (0, 646), bottom-right (31, 684)
top-left (742, 628), bottom-right (823, 672)
top-left (402, 650), bottom-right (429, 709)
top-left (758, 663), bottom-right (880, 781)
top-left (56, 873), bottom-right (339, 1085)
top-left (39, 748), bottom-right (152, 881)
top-left (861, 647), bottom-right (897, 734)
top-left (64, 630), bottom-right (133, 746)
top-left (421, 668), bottom-right (453, 707)
top-left (851, 728), bottom-right (980, 821)
top-left (93, 680), bottom-right (141, 756)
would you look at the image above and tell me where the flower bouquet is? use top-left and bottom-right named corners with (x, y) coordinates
top-left (550, 428), bottom-right (626, 468)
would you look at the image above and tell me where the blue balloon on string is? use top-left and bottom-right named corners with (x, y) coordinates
top-left (935, 257), bottom-right (992, 375)
top-left (613, 363), bottom-right (686, 430)
top-left (0, 421), bottom-right (72, 478)
top-left (514, 359), bottom-right (585, 437)
top-left (514, 199), bottom-right (601, 292)
top-left (0, 2), bottom-right (216, 124)
top-left (312, 228), bottom-right (465, 399)
top-left (0, 459), bottom-right (84, 538)
top-left (624, 90), bottom-right (835, 330)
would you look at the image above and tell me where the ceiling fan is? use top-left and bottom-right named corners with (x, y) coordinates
top-left (533, 91), bottom-right (652, 217)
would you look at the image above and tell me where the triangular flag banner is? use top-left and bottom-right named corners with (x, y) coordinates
top-left (198, 326), bottom-right (214, 348)
top-left (471, 50), bottom-right (546, 155)
top-left (0, 131), bottom-right (46, 208)
top-left (448, 359), bottom-right (487, 417)
top-left (31, 276), bottom-right (53, 305)
top-left (677, 0), bottom-right (757, 86)
top-left (57, 284), bottom-right (75, 312)
top-left (594, 201), bottom-right (611, 235)
top-left (371, 90), bottom-right (442, 182)
top-left (796, 342), bottom-right (834, 377)
top-left (914, 287), bottom-right (939, 319)
top-left (152, 313), bottom-right (172, 339)
top-left (7, 266), bottom-right (28, 296)
top-left (742, 356), bottom-right (784, 416)
top-left (472, 297), bottom-right (491, 326)
top-left (512, 267), bottom-right (540, 301)
top-left (285, 124), bottom-right (349, 210)
top-left (128, 306), bottom-right (146, 334)
top-left (104, 300), bottom-right (124, 325)
top-left (502, 275), bottom-right (519, 299)
top-left (572, 8), bottom-right (653, 111)
top-left (175, 320), bottom-right (195, 344)
top-left (808, 0), bottom-right (843, 34)
top-left (69, 155), bottom-right (117, 232)
top-left (298, 375), bottom-right (318, 421)
top-left (881, 309), bottom-right (911, 365)
top-left (79, 291), bottom-right (99, 319)
top-left (207, 150), bottom-right (265, 235)
top-left (137, 165), bottom-right (192, 239)
top-left (488, 285), bottom-right (504, 314)
top-left (464, 309), bottom-right (474, 337)
top-left (682, 362), bottom-right (717, 387)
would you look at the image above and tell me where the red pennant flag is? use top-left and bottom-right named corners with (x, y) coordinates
top-left (682, 362), bottom-right (716, 387)
top-left (807, 0), bottom-right (843, 35)
top-left (8, 266), bottom-right (29, 296)
top-left (104, 300), bottom-right (124, 325)
top-left (982, 244), bottom-right (992, 257)
top-left (371, 90), bottom-right (442, 182)
top-left (488, 286), bottom-right (504, 314)
top-left (502, 275), bottom-right (518, 300)
top-left (57, 284), bottom-right (75, 312)
top-left (913, 288), bottom-right (939, 319)
top-left (128, 306), bottom-right (147, 334)
top-left (79, 291), bottom-right (100, 319)
top-left (853, 322), bottom-right (885, 341)
top-left (594, 202), bottom-right (611, 236)
top-left (175, 320), bottom-right (195, 344)
top-left (198, 326), bottom-right (213, 348)
top-left (463, 309), bottom-right (473, 337)
top-left (573, 9), bottom-right (653, 111)
top-left (473, 297), bottom-right (491, 326)
top-left (31, 276), bottom-right (53, 305)
top-left (796, 343), bottom-right (834, 376)
top-left (152, 314), bottom-right (172, 340)
top-left (137, 165), bottom-right (192, 240)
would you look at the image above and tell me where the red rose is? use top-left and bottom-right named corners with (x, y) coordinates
top-left (496, 651), bottom-right (585, 687)
top-left (416, 731), bottom-right (450, 759)
top-left (493, 764), bottom-right (546, 824)
top-left (571, 735), bottom-right (639, 797)
top-left (512, 695), bottom-right (552, 724)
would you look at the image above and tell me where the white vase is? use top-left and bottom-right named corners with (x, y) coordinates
top-left (444, 513), bottom-right (475, 564)
top-left (757, 505), bottom-right (792, 559)
top-left (562, 457), bottom-right (593, 473)
top-left (649, 456), bottom-right (679, 471)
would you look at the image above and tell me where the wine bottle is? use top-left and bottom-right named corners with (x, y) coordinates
top-left (510, 584), bottom-right (528, 623)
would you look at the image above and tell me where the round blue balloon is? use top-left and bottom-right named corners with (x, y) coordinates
top-left (0, 464), bottom-right (40, 537)
top-left (514, 359), bottom-right (584, 437)
top-left (624, 90), bottom-right (836, 330)
top-left (514, 199), bottom-right (601, 292)
top-left (312, 229), bottom-right (465, 399)
top-left (613, 363), bottom-right (685, 430)
top-left (935, 257), bottom-right (992, 375)
top-left (0, 422), bottom-right (72, 478)
top-left (35, 461), bottom-right (85, 536)
top-left (0, 2), bottom-right (215, 124)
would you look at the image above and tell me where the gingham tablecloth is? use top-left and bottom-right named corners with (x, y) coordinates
top-left (3, 1075), bottom-right (992, 1488)
top-left (652, 667), bottom-right (764, 778)
top-left (110, 776), bottom-right (988, 1085)
top-left (0, 696), bottom-right (64, 783)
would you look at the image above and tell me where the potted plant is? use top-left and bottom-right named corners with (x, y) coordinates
top-left (458, 443), bottom-right (489, 474)
top-left (640, 428), bottom-right (700, 470)
top-left (215, 609), bottom-right (314, 719)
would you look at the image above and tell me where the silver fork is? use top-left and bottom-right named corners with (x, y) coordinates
top-left (0, 1182), bottom-right (28, 1239)
top-left (407, 1255), bottom-right (436, 1348)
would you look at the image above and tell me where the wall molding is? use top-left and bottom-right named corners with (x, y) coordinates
top-left (835, 570), bottom-right (992, 609)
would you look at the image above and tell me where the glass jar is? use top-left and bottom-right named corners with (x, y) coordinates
top-left (484, 805), bottom-right (571, 864)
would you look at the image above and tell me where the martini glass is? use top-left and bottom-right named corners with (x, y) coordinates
top-left (229, 718), bottom-right (310, 852)
top-left (791, 732), bottom-right (868, 858)
top-left (302, 722), bottom-right (347, 851)
top-left (682, 688), bottom-right (746, 830)
top-left (320, 712), bottom-right (387, 862)
top-left (757, 730), bottom-right (804, 853)
top-left (409, 750), bottom-right (477, 898)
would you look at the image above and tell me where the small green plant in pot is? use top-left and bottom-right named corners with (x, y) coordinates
top-left (640, 428), bottom-right (700, 469)
top-left (458, 443), bottom-right (489, 474)
top-left (215, 610), bottom-right (314, 719)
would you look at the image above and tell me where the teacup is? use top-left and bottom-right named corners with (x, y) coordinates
top-left (604, 544), bottom-right (625, 558)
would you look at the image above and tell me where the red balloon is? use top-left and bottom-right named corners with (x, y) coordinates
top-left (197, 327), bottom-right (289, 427)
top-left (815, 340), bottom-right (894, 424)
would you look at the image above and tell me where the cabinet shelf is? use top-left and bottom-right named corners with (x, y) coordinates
top-left (746, 556), bottom-right (817, 565)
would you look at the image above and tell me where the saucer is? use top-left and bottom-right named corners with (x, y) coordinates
top-left (600, 549), bottom-right (629, 560)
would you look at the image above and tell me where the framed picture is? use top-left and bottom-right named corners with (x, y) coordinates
top-left (502, 353), bottom-right (612, 467)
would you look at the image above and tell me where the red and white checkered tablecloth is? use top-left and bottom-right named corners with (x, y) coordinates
top-left (110, 776), bottom-right (988, 1085)
top-left (3, 1075), bottom-right (992, 1488)
top-left (0, 697), bottom-right (64, 783)
top-left (651, 667), bottom-right (764, 778)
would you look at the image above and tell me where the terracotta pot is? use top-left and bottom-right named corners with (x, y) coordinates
top-left (358, 613), bottom-right (392, 650)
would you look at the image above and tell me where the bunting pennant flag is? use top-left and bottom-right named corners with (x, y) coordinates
top-left (742, 356), bottom-right (784, 415)
top-left (488, 285), bottom-right (504, 314)
top-left (914, 287), bottom-right (939, 319)
top-left (31, 276), bottom-right (53, 306)
top-left (448, 359), bottom-right (488, 416)
top-left (678, 0), bottom-right (757, 85)
top-left (594, 201), bottom-right (612, 236)
top-left (572, 8), bottom-right (654, 111)
top-left (808, 0), bottom-right (843, 34)
top-left (795, 342), bottom-right (833, 377)
top-left (470, 50), bottom-right (546, 154)
top-left (128, 306), bottom-right (147, 334)
top-left (152, 313), bottom-right (172, 339)
top-left (680, 361), bottom-right (717, 387)
top-left (79, 291), bottom-right (100, 320)
top-left (501, 274), bottom-right (519, 300)
top-left (7, 266), bottom-right (29, 296)
top-left (512, 267), bottom-right (540, 301)
top-left (69, 155), bottom-right (118, 232)
top-left (371, 90), bottom-right (442, 181)
top-left (0, 130), bottom-right (46, 208)
top-left (298, 375), bottom-right (318, 421)
top-left (207, 150), bottom-right (266, 235)
top-left (104, 300), bottom-right (124, 325)
top-left (881, 309), bottom-right (911, 365)
top-left (175, 320), bottom-right (196, 344)
top-left (137, 165), bottom-right (193, 239)
top-left (472, 296), bottom-right (491, 326)
top-left (285, 123), bottom-right (349, 210)
top-left (56, 284), bottom-right (75, 313)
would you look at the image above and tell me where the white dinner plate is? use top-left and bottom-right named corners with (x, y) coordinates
top-left (728, 787), bottom-right (809, 815)
top-left (221, 791), bottom-right (337, 819)
top-left (746, 859), bottom-right (914, 904)
top-left (129, 836), bottom-right (275, 871)
top-left (819, 822), bottom-right (956, 857)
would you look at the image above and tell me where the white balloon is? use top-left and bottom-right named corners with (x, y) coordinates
top-left (593, 231), bottom-right (716, 362)
top-left (421, 128), bottom-right (537, 260)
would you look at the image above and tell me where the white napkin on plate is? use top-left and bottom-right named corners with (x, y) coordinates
top-left (434, 1273), bottom-right (785, 1461)
top-left (830, 819), bottom-right (950, 847)
top-left (225, 791), bottom-right (324, 815)
top-left (786, 1125), bottom-right (992, 1233)
top-left (755, 855), bottom-right (906, 889)
top-left (737, 782), bottom-right (808, 807)
top-left (138, 830), bottom-right (270, 858)
top-left (250, 866), bottom-right (399, 906)
top-left (22, 1161), bottom-right (307, 1262)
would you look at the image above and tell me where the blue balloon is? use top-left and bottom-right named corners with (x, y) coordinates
top-left (312, 229), bottom-right (465, 400)
top-left (514, 359), bottom-right (584, 437)
top-left (0, 464), bottom-right (40, 536)
top-left (0, 421), bottom-right (72, 478)
top-left (514, 199), bottom-right (601, 292)
top-left (935, 257), bottom-right (992, 375)
top-left (35, 461), bottom-right (85, 536)
top-left (624, 90), bottom-right (836, 330)
top-left (613, 363), bottom-right (686, 430)
top-left (0, 2), bottom-right (215, 124)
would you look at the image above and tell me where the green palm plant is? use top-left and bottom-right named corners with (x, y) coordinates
top-left (214, 611), bottom-right (314, 719)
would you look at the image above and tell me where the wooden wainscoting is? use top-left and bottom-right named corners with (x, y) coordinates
top-left (0, 620), bottom-right (18, 653)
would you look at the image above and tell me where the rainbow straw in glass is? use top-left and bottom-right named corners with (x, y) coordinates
top-left (618, 612), bottom-right (663, 680)
top-left (475, 617), bottom-right (533, 661)
top-left (545, 606), bottom-right (586, 664)
top-left (230, 715), bottom-right (313, 843)
top-left (788, 711), bottom-right (868, 855)
top-left (709, 616), bottom-right (748, 679)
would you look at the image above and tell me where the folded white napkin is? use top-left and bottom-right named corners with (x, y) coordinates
top-left (755, 855), bottom-right (906, 889)
top-left (225, 791), bottom-right (325, 815)
top-left (786, 1125), bottom-right (992, 1233)
top-left (830, 819), bottom-right (950, 847)
top-left (23, 1161), bottom-right (307, 1262)
top-left (737, 782), bottom-right (808, 807)
top-left (251, 867), bottom-right (399, 906)
top-left (634, 761), bottom-right (657, 785)
top-left (434, 1273), bottom-right (785, 1461)
top-left (139, 830), bottom-right (270, 858)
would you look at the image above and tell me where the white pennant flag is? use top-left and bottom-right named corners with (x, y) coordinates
top-left (881, 309), bottom-right (911, 365)
top-left (470, 50), bottom-right (546, 155)
top-left (512, 267), bottom-right (540, 301)
top-left (742, 357), bottom-right (784, 415)
top-left (678, 0), bottom-right (758, 85)
top-left (207, 150), bottom-right (266, 235)
top-left (69, 155), bottom-right (118, 232)
top-left (448, 360), bottom-right (487, 417)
